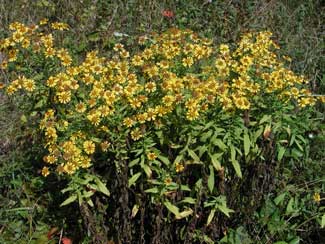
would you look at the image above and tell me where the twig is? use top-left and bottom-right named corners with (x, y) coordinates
top-left (58, 228), bottom-right (63, 244)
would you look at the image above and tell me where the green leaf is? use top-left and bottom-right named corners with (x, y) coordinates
top-left (244, 132), bottom-right (250, 156)
top-left (181, 197), bottom-right (196, 204)
top-left (87, 199), bottom-right (94, 207)
top-left (274, 242), bottom-right (288, 244)
top-left (176, 208), bottom-right (193, 219)
top-left (60, 195), bottom-right (77, 206)
top-left (144, 187), bottom-right (159, 193)
top-left (321, 213), bottom-right (325, 228)
top-left (142, 164), bottom-right (152, 178)
top-left (203, 234), bottom-right (214, 244)
top-left (209, 153), bottom-right (222, 171)
top-left (230, 144), bottom-right (236, 162)
top-left (207, 209), bottom-right (216, 226)
top-left (208, 165), bottom-right (215, 193)
top-left (164, 201), bottom-right (180, 217)
top-left (77, 191), bottom-right (83, 206)
top-left (213, 138), bottom-right (227, 151)
top-left (34, 98), bottom-right (46, 109)
top-left (274, 192), bottom-right (286, 206)
top-left (230, 145), bottom-right (242, 178)
top-left (231, 159), bottom-right (242, 178)
top-left (188, 149), bottom-right (200, 162)
top-left (174, 154), bottom-right (183, 164)
top-left (128, 158), bottom-right (140, 167)
top-left (128, 172), bottom-right (142, 187)
top-left (200, 130), bottom-right (213, 142)
top-left (260, 115), bottom-right (271, 124)
top-left (180, 185), bottom-right (191, 191)
top-left (20, 115), bottom-right (27, 123)
top-left (286, 197), bottom-right (295, 214)
top-left (277, 146), bottom-right (286, 161)
top-left (289, 237), bottom-right (300, 244)
top-left (83, 190), bottom-right (94, 198)
top-left (131, 204), bottom-right (139, 218)
top-left (217, 203), bottom-right (234, 217)
top-left (157, 155), bottom-right (170, 165)
top-left (94, 178), bottom-right (110, 196)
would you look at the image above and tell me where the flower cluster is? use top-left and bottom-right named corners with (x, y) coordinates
top-left (0, 22), bottom-right (323, 177)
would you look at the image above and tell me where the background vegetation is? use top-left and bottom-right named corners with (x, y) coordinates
top-left (0, 0), bottom-right (324, 243)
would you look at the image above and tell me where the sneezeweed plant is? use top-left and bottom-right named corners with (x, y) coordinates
top-left (1, 20), bottom-right (324, 241)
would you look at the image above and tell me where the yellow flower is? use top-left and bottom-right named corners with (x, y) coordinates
top-left (164, 177), bottom-right (172, 185)
top-left (131, 128), bottom-right (143, 141)
top-left (83, 140), bottom-right (95, 155)
top-left (145, 82), bottom-right (156, 93)
top-left (76, 103), bottom-right (87, 113)
top-left (23, 79), bottom-right (35, 92)
top-left (147, 152), bottom-right (157, 161)
top-left (131, 55), bottom-right (144, 66)
top-left (39, 18), bottom-right (49, 25)
top-left (57, 91), bottom-right (71, 104)
top-left (64, 162), bottom-right (76, 175)
top-left (313, 193), bottom-right (321, 203)
top-left (123, 117), bottom-right (135, 128)
top-left (41, 166), bottom-right (50, 177)
top-left (51, 22), bottom-right (69, 30)
top-left (44, 155), bottom-right (57, 164)
top-left (175, 162), bottom-right (185, 173)
top-left (182, 57), bottom-right (194, 67)
top-left (100, 141), bottom-right (111, 152)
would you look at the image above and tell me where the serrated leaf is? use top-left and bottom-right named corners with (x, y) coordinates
top-left (244, 132), bottom-right (250, 156)
top-left (128, 172), bottom-right (141, 187)
top-left (60, 195), bottom-right (77, 206)
top-left (207, 209), bottom-right (216, 226)
top-left (208, 165), bottom-right (215, 193)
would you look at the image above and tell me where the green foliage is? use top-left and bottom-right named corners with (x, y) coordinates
top-left (0, 0), bottom-right (324, 243)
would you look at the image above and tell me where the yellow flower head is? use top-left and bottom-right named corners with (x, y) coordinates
top-left (83, 140), bottom-right (95, 155)
top-left (147, 152), bottom-right (157, 161)
top-left (41, 166), bottom-right (50, 177)
top-left (313, 193), bottom-right (321, 203)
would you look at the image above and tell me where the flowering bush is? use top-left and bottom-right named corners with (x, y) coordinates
top-left (1, 21), bottom-right (323, 242)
